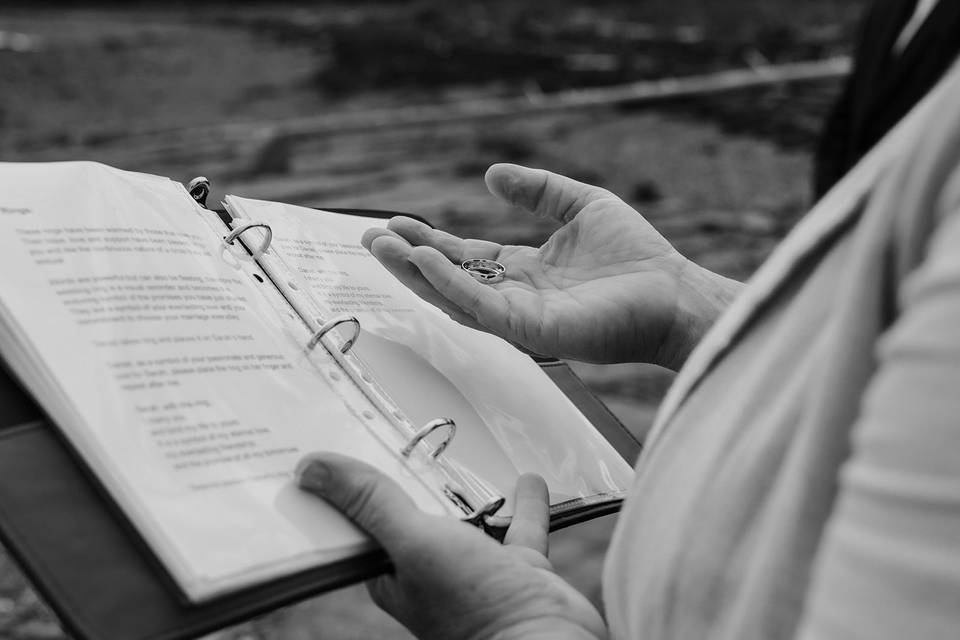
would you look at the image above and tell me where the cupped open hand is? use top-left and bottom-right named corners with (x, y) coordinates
top-left (362, 163), bottom-right (735, 369)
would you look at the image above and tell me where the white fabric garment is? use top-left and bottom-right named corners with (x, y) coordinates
top-left (603, 58), bottom-right (960, 640)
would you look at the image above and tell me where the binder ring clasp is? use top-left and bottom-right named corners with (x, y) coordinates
top-left (187, 176), bottom-right (210, 208)
top-left (223, 221), bottom-right (273, 259)
top-left (463, 496), bottom-right (507, 528)
top-left (401, 418), bottom-right (456, 460)
top-left (307, 315), bottom-right (361, 354)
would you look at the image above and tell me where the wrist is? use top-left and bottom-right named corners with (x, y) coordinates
top-left (654, 258), bottom-right (742, 371)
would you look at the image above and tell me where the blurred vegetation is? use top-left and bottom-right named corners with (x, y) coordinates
top-left (219, 0), bottom-right (867, 93)
top-left (0, 1), bottom-right (867, 156)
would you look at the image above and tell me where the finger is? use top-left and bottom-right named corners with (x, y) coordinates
top-left (485, 163), bottom-right (618, 224)
top-left (407, 245), bottom-right (511, 334)
top-left (503, 474), bottom-right (550, 556)
top-left (296, 452), bottom-right (423, 554)
top-left (367, 236), bottom-right (488, 332)
top-left (388, 216), bottom-right (501, 263)
top-left (367, 234), bottom-right (420, 284)
top-left (361, 226), bottom-right (407, 253)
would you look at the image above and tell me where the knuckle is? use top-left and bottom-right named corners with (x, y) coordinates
top-left (440, 269), bottom-right (459, 293)
top-left (506, 545), bottom-right (551, 569)
top-left (528, 172), bottom-right (550, 214)
top-left (466, 287), bottom-right (484, 312)
top-left (367, 575), bottom-right (394, 610)
top-left (337, 472), bottom-right (382, 523)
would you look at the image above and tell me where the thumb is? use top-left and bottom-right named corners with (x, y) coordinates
top-left (296, 453), bottom-right (422, 553)
top-left (502, 474), bottom-right (550, 557)
top-left (484, 163), bottom-right (618, 224)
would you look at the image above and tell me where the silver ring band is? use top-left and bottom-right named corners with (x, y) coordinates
top-left (461, 258), bottom-right (506, 284)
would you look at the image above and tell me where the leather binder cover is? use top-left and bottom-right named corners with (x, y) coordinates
top-left (0, 209), bottom-right (641, 640)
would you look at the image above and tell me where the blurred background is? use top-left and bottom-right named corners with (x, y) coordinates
top-left (1, 1), bottom-right (866, 638)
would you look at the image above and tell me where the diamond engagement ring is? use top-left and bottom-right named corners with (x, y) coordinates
top-left (461, 258), bottom-right (505, 284)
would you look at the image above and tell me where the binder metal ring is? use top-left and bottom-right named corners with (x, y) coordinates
top-left (401, 418), bottom-right (456, 459)
top-left (307, 315), bottom-right (361, 354)
top-left (223, 221), bottom-right (273, 259)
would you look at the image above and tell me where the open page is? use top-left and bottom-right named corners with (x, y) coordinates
top-left (0, 162), bottom-right (454, 601)
top-left (225, 197), bottom-right (635, 518)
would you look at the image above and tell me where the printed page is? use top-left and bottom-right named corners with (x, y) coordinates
top-left (226, 197), bottom-right (635, 515)
top-left (0, 163), bottom-right (451, 601)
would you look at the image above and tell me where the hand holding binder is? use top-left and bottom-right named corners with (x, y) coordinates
top-left (297, 454), bottom-right (608, 640)
top-left (363, 163), bottom-right (738, 371)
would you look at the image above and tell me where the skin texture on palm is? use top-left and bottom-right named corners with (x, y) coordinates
top-left (361, 164), bottom-right (741, 370)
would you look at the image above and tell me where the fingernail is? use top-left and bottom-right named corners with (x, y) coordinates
top-left (297, 460), bottom-right (331, 489)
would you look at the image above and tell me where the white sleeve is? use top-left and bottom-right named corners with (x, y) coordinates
top-left (797, 202), bottom-right (960, 639)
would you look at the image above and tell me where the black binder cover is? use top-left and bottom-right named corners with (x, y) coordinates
top-left (0, 209), bottom-right (641, 640)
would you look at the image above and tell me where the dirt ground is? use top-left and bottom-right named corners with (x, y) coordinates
top-left (0, 3), bottom-right (865, 638)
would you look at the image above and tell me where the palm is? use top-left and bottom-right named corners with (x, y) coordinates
top-left (486, 202), bottom-right (684, 363)
top-left (362, 164), bottom-right (691, 365)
